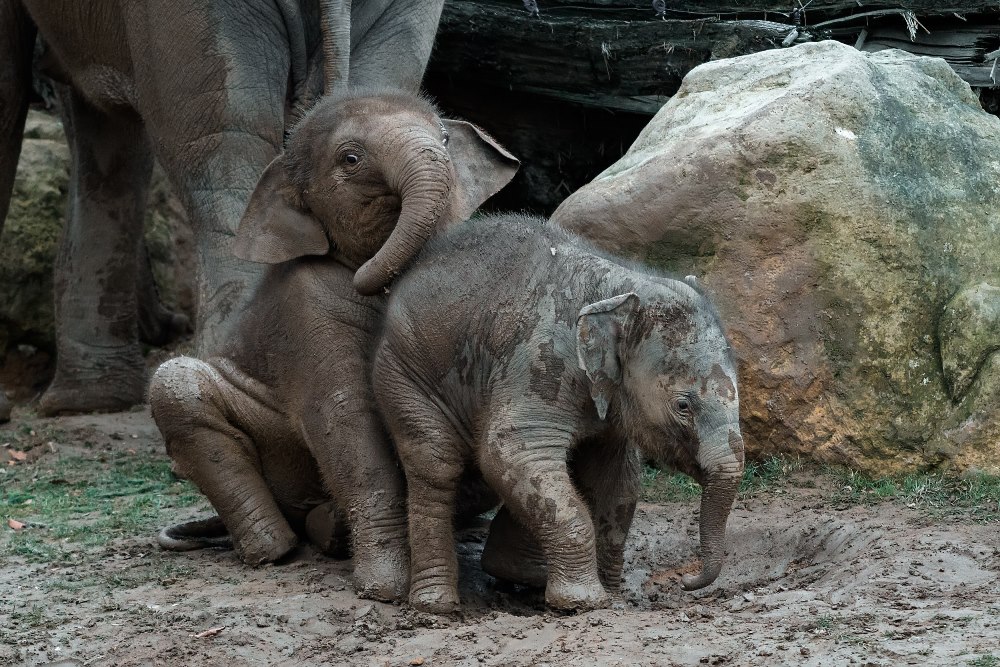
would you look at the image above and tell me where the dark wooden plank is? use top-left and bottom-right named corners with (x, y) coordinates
top-left (432, 1), bottom-right (791, 114)
top-left (535, 1), bottom-right (1000, 17)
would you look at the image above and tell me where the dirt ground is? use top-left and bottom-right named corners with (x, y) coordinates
top-left (2, 409), bottom-right (999, 667)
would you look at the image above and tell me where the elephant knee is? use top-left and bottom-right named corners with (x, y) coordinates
top-left (150, 356), bottom-right (207, 407)
top-left (149, 356), bottom-right (225, 434)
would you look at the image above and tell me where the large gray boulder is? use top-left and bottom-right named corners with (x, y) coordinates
top-left (551, 40), bottom-right (1000, 475)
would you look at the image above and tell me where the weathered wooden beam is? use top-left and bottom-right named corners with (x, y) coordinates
top-left (860, 23), bottom-right (1000, 87)
top-left (432, 2), bottom-right (791, 114)
top-left (536, 1), bottom-right (1000, 18)
top-left (432, 2), bottom-right (1000, 119)
top-left (426, 1), bottom-right (1000, 213)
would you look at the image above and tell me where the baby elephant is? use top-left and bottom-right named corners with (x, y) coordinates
top-left (148, 89), bottom-right (517, 601)
top-left (373, 214), bottom-right (744, 613)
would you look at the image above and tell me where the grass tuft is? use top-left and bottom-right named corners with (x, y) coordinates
top-left (1, 452), bottom-right (204, 563)
top-left (641, 466), bottom-right (701, 502)
top-left (829, 467), bottom-right (1000, 522)
top-left (641, 455), bottom-right (801, 503)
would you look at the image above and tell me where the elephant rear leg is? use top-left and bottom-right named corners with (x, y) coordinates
top-left (481, 505), bottom-right (548, 589)
top-left (0, 1), bottom-right (36, 424)
top-left (149, 356), bottom-right (297, 565)
top-left (136, 242), bottom-right (192, 347)
top-left (38, 89), bottom-right (151, 416)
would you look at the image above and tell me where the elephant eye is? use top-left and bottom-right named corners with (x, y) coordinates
top-left (344, 153), bottom-right (360, 165)
top-left (674, 397), bottom-right (692, 415)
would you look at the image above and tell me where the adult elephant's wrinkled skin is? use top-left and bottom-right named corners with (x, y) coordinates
top-left (373, 214), bottom-right (744, 613)
top-left (148, 89), bottom-right (519, 601)
top-left (0, 0), bottom-right (445, 416)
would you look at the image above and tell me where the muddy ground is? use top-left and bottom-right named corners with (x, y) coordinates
top-left (2, 409), bottom-right (999, 667)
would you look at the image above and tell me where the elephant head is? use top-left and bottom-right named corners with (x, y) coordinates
top-left (233, 89), bottom-right (519, 294)
top-left (576, 286), bottom-right (743, 591)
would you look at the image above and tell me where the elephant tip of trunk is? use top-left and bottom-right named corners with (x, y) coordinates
top-left (353, 261), bottom-right (391, 296)
top-left (679, 563), bottom-right (723, 592)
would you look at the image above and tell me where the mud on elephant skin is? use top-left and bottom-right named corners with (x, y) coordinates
top-left (373, 214), bottom-right (744, 614)
top-left (149, 88), bottom-right (518, 601)
top-left (0, 0), bottom-right (446, 417)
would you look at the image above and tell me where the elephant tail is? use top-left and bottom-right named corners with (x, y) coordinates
top-left (157, 516), bottom-right (233, 551)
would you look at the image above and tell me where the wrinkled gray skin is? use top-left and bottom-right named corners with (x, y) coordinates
top-left (0, 0), bottom-right (444, 418)
top-left (148, 89), bottom-right (519, 601)
top-left (374, 214), bottom-right (745, 613)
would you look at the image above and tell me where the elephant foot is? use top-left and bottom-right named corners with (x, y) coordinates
top-left (0, 392), bottom-right (11, 424)
top-left (38, 362), bottom-right (147, 416)
top-left (305, 502), bottom-right (351, 560)
top-left (232, 521), bottom-right (299, 567)
top-left (158, 516), bottom-right (233, 551)
top-left (353, 545), bottom-right (410, 602)
top-left (546, 576), bottom-right (610, 612)
top-left (409, 584), bottom-right (460, 615)
top-left (481, 506), bottom-right (548, 588)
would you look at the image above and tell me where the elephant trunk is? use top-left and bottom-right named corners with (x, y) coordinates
top-left (353, 130), bottom-right (452, 295)
top-left (681, 428), bottom-right (744, 591)
top-left (320, 0), bottom-right (351, 93)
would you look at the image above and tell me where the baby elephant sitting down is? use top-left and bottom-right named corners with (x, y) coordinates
top-left (373, 214), bottom-right (744, 613)
top-left (147, 88), bottom-right (518, 601)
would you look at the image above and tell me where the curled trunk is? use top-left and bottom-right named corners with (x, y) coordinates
top-left (353, 134), bottom-right (452, 295)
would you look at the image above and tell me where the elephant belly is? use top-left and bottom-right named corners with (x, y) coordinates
top-left (27, 1), bottom-right (137, 111)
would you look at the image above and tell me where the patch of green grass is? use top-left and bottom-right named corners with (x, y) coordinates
top-left (1, 452), bottom-right (204, 562)
top-left (829, 467), bottom-right (1000, 522)
top-left (968, 655), bottom-right (999, 667)
top-left (739, 456), bottom-right (801, 497)
top-left (641, 466), bottom-right (702, 502)
top-left (642, 455), bottom-right (800, 503)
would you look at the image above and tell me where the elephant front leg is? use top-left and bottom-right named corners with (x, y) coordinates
top-left (149, 357), bottom-right (297, 565)
top-left (571, 438), bottom-right (641, 593)
top-left (127, 2), bottom-right (292, 355)
top-left (39, 89), bottom-right (153, 416)
top-left (301, 393), bottom-right (410, 603)
top-left (481, 424), bottom-right (609, 612)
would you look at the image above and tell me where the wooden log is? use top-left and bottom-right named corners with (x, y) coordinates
top-left (430, 1), bottom-right (791, 115)
top-left (425, 0), bottom-right (1000, 212)
top-left (535, 1), bottom-right (1000, 18)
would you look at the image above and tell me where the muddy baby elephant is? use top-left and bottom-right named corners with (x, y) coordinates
top-left (373, 214), bottom-right (744, 613)
top-left (148, 89), bottom-right (518, 601)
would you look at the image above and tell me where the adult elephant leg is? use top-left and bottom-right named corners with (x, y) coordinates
top-left (347, 0), bottom-right (445, 90)
top-left (0, 1), bottom-right (37, 423)
top-left (38, 89), bottom-right (151, 416)
top-left (136, 240), bottom-right (191, 347)
top-left (570, 438), bottom-right (641, 593)
top-left (149, 356), bottom-right (298, 565)
top-left (124, 1), bottom-right (291, 354)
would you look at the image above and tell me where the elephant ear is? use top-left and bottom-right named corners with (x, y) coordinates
top-left (443, 119), bottom-right (520, 224)
top-left (576, 293), bottom-right (641, 420)
top-left (233, 156), bottom-right (330, 264)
